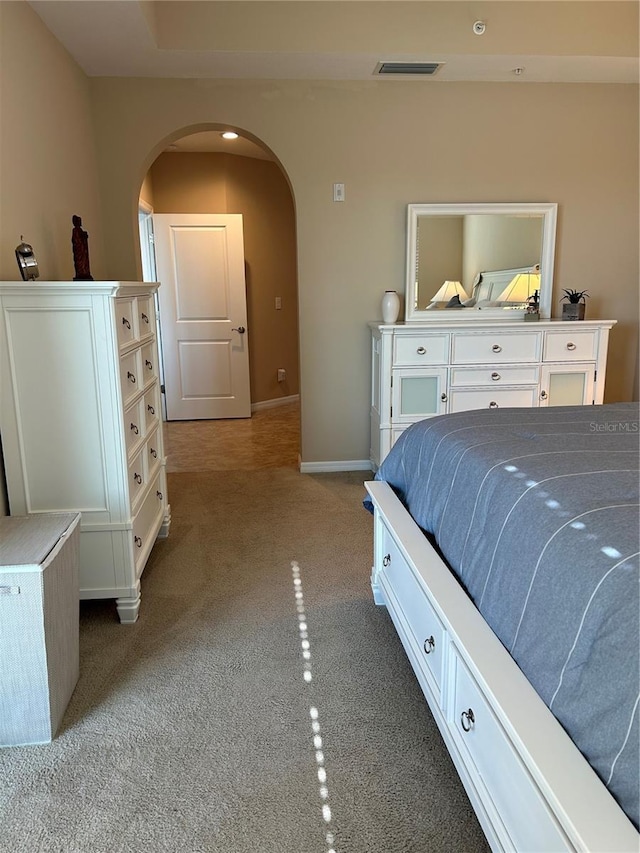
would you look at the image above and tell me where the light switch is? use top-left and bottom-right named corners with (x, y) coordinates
top-left (275, 296), bottom-right (282, 310)
top-left (333, 183), bottom-right (345, 202)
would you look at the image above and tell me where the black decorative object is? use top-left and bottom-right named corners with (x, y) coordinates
top-left (561, 288), bottom-right (588, 321)
top-left (72, 215), bottom-right (93, 281)
top-left (15, 236), bottom-right (39, 280)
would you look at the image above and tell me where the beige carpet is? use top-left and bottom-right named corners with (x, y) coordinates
top-left (0, 469), bottom-right (489, 853)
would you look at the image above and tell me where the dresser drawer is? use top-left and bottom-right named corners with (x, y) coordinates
top-left (381, 522), bottom-right (445, 698)
top-left (124, 398), bottom-right (144, 456)
top-left (137, 296), bottom-right (154, 339)
top-left (450, 365), bottom-right (540, 387)
top-left (119, 349), bottom-right (141, 407)
top-left (141, 342), bottom-right (158, 385)
top-left (145, 427), bottom-right (161, 478)
top-left (449, 386), bottom-right (538, 412)
top-left (128, 449), bottom-right (146, 506)
top-left (451, 651), bottom-right (568, 852)
top-left (116, 298), bottom-right (136, 350)
top-left (132, 474), bottom-right (165, 576)
top-left (544, 329), bottom-right (597, 362)
top-left (394, 333), bottom-right (449, 366)
top-left (451, 331), bottom-right (541, 365)
top-left (144, 386), bottom-right (160, 432)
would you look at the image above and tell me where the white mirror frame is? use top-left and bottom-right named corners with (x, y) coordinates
top-left (405, 202), bottom-right (558, 323)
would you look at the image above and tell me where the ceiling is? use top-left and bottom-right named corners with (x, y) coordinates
top-left (26, 1), bottom-right (639, 155)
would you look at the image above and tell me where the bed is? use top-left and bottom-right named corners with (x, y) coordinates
top-left (364, 403), bottom-right (639, 852)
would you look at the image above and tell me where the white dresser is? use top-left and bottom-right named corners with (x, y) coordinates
top-left (0, 281), bottom-right (170, 623)
top-left (370, 319), bottom-right (615, 468)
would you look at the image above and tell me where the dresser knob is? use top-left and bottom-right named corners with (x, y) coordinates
top-left (141, 312), bottom-right (149, 324)
top-left (441, 393), bottom-right (447, 402)
top-left (489, 401), bottom-right (499, 408)
top-left (566, 342), bottom-right (576, 351)
top-left (461, 708), bottom-right (475, 732)
top-left (492, 344), bottom-right (502, 353)
top-left (423, 635), bottom-right (435, 655)
top-left (134, 535), bottom-right (142, 548)
top-left (134, 472), bottom-right (142, 484)
top-left (130, 423), bottom-right (139, 435)
top-left (146, 359), bottom-right (153, 370)
top-left (382, 553), bottom-right (391, 567)
top-left (127, 371), bottom-right (136, 384)
top-left (540, 390), bottom-right (548, 400)
top-left (122, 317), bottom-right (131, 330)
top-left (416, 346), bottom-right (427, 355)
top-left (147, 404), bottom-right (155, 415)
top-left (156, 490), bottom-right (163, 501)
top-left (150, 448), bottom-right (157, 458)
top-left (491, 372), bottom-right (501, 381)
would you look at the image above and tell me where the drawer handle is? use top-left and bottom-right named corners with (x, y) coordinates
top-left (134, 472), bottom-right (142, 484)
top-left (566, 342), bottom-right (576, 351)
top-left (423, 635), bottom-right (435, 655)
top-left (441, 393), bottom-right (447, 402)
top-left (127, 371), bottom-right (136, 384)
top-left (492, 344), bottom-right (502, 353)
top-left (491, 372), bottom-right (501, 381)
top-left (416, 346), bottom-right (427, 355)
top-left (150, 447), bottom-right (157, 458)
top-left (147, 404), bottom-right (155, 415)
top-left (141, 312), bottom-right (149, 324)
top-left (122, 317), bottom-right (131, 330)
top-left (146, 359), bottom-right (153, 370)
top-left (382, 553), bottom-right (391, 567)
top-left (489, 401), bottom-right (499, 408)
top-left (156, 490), bottom-right (163, 501)
top-left (461, 708), bottom-right (475, 732)
top-left (134, 535), bottom-right (142, 548)
top-left (130, 423), bottom-right (139, 435)
top-left (540, 390), bottom-right (548, 400)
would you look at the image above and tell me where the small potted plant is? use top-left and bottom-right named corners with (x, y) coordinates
top-left (561, 288), bottom-right (589, 321)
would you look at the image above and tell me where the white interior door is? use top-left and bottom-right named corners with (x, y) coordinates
top-left (153, 213), bottom-right (250, 420)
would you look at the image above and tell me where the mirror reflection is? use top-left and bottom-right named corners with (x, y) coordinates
top-left (406, 203), bottom-right (557, 322)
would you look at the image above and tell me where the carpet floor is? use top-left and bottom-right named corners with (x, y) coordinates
top-left (0, 469), bottom-right (489, 853)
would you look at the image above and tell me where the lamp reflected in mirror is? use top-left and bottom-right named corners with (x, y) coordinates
top-left (426, 280), bottom-right (472, 310)
top-left (497, 265), bottom-right (541, 307)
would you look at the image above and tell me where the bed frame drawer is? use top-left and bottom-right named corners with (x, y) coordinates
top-left (450, 650), bottom-right (570, 852)
top-left (380, 522), bottom-right (445, 698)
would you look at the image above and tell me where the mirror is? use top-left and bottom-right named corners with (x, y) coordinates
top-left (405, 202), bottom-right (557, 322)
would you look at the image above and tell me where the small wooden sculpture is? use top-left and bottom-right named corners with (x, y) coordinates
top-left (72, 215), bottom-right (93, 281)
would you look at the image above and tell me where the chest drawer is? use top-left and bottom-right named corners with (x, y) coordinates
top-left (132, 474), bottom-right (165, 576)
top-left (394, 333), bottom-right (449, 366)
top-left (380, 523), bottom-right (445, 698)
top-left (450, 651), bottom-right (568, 852)
top-left (116, 298), bottom-right (136, 350)
top-left (141, 342), bottom-right (158, 385)
top-left (124, 398), bottom-right (144, 456)
top-left (138, 296), bottom-right (154, 338)
top-left (119, 349), bottom-right (141, 407)
top-left (449, 386), bottom-right (538, 412)
top-left (450, 365), bottom-right (540, 387)
top-left (544, 329), bottom-right (597, 362)
top-left (451, 331), bottom-right (541, 365)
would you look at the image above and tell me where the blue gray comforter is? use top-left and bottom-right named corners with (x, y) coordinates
top-left (372, 403), bottom-right (640, 829)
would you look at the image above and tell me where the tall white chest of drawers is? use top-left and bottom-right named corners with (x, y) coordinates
top-left (0, 281), bottom-right (171, 623)
top-left (370, 318), bottom-right (615, 468)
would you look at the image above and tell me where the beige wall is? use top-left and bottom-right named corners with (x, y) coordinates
top-left (89, 77), bottom-right (639, 464)
top-left (148, 152), bottom-right (299, 405)
top-left (0, 1), bottom-right (104, 283)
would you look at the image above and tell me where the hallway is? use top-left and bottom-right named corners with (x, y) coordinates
top-left (163, 401), bottom-right (300, 472)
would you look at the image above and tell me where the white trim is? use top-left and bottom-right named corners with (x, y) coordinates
top-left (299, 459), bottom-right (373, 474)
top-left (251, 394), bottom-right (299, 412)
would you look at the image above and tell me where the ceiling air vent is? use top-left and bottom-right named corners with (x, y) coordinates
top-left (375, 61), bottom-right (443, 77)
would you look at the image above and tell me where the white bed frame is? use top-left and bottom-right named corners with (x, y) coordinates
top-left (366, 480), bottom-right (639, 853)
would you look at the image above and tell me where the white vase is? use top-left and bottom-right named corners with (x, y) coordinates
top-left (381, 290), bottom-right (400, 324)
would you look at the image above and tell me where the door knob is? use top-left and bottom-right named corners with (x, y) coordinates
top-left (232, 326), bottom-right (246, 334)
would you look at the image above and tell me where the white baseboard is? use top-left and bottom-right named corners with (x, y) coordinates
top-left (251, 394), bottom-right (300, 413)
top-left (299, 459), bottom-right (373, 474)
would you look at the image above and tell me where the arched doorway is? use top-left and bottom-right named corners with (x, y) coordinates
top-left (138, 126), bottom-right (300, 471)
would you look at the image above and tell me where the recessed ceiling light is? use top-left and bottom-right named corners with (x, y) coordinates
top-left (221, 131), bottom-right (239, 140)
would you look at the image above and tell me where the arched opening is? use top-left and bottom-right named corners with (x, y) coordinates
top-left (136, 124), bottom-right (300, 472)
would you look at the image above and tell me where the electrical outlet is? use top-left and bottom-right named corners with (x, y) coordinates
top-left (277, 368), bottom-right (286, 382)
top-left (275, 296), bottom-right (282, 310)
